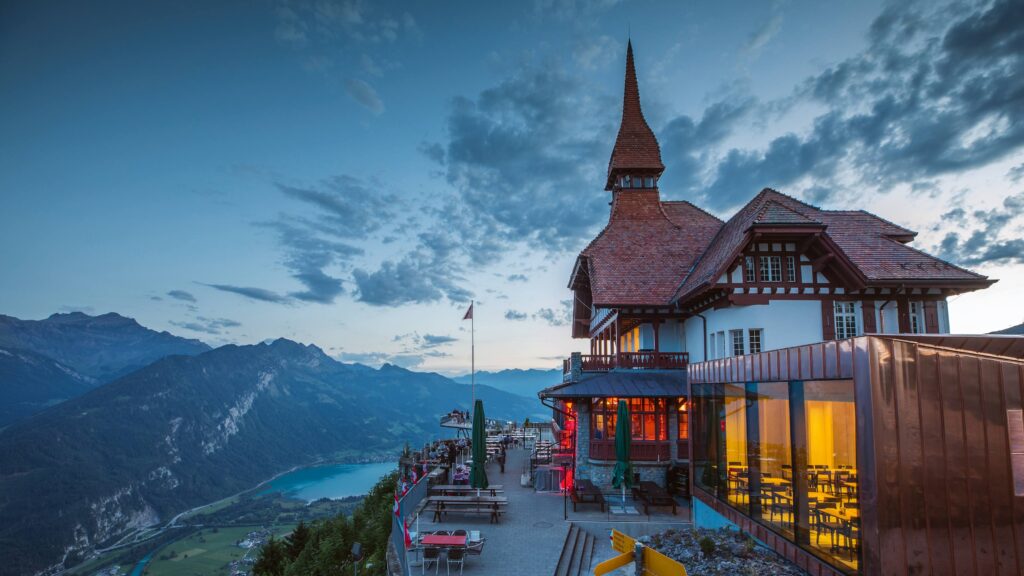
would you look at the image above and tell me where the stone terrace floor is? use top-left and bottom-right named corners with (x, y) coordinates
top-left (408, 448), bottom-right (691, 576)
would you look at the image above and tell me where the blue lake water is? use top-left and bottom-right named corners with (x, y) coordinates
top-left (257, 462), bottom-right (397, 502)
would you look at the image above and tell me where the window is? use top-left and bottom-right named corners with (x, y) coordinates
top-left (745, 256), bottom-right (755, 282)
top-left (677, 399), bottom-right (689, 440)
top-left (910, 302), bottom-right (922, 334)
top-left (620, 175), bottom-right (631, 188)
top-left (786, 256), bottom-right (797, 282)
top-left (709, 334), bottom-right (716, 360)
top-left (717, 332), bottom-right (726, 359)
top-left (644, 176), bottom-right (655, 188)
top-left (834, 301), bottom-right (857, 339)
top-left (730, 330), bottom-right (745, 356)
top-left (759, 256), bottom-right (782, 282)
top-left (592, 398), bottom-right (667, 442)
top-left (748, 329), bottom-right (763, 354)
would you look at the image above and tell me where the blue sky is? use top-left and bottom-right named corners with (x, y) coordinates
top-left (2, 0), bottom-right (1022, 374)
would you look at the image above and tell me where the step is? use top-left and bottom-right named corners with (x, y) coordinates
top-left (553, 524), bottom-right (580, 576)
top-left (577, 530), bottom-right (595, 576)
top-left (565, 524), bottom-right (586, 576)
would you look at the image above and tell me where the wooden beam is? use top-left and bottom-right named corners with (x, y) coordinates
top-left (810, 253), bottom-right (835, 273)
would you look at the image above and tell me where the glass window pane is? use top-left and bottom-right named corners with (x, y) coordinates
top-left (804, 380), bottom-right (858, 572)
top-left (755, 381), bottom-right (793, 536)
top-left (723, 384), bottom-right (748, 513)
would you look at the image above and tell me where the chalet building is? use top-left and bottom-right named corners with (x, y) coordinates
top-left (540, 42), bottom-right (1024, 576)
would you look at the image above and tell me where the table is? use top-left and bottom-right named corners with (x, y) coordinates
top-left (431, 484), bottom-right (504, 497)
top-left (421, 534), bottom-right (467, 547)
top-left (427, 495), bottom-right (509, 523)
top-left (761, 477), bottom-right (790, 486)
top-left (820, 507), bottom-right (859, 522)
top-left (571, 479), bottom-right (605, 512)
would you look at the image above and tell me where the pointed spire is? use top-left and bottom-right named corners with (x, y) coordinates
top-left (606, 40), bottom-right (664, 191)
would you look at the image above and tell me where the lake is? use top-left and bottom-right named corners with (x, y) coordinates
top-left (257, 461), bottom-right (397, 502)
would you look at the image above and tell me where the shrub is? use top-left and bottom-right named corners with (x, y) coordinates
top-left (699, 536), bottom-right (716, 558)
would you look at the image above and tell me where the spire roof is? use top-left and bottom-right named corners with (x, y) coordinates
top-left (606, 40), bottom-right (664, 190)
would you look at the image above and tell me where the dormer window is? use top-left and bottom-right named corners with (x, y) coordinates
top-left (620, 175), bottom-right (631, 188)
top-left (644, 176), bottom-right (655, 188)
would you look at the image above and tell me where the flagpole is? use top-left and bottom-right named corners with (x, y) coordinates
top-left (471, 300), bottom-right (475, 408)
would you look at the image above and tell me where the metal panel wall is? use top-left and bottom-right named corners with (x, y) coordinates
top-left (861, 337), bottom-right (1024, 576)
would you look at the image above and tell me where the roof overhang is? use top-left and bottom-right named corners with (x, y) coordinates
top-left (538, 370), bottom-right (687, 399)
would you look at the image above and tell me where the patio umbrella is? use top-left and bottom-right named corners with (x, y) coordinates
top-left (470, 399), bottom-right (489, 494)
top-left (611, 399), bottom-right (633, 512)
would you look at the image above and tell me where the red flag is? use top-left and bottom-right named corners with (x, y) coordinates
top-left (403, 518), bottom-right (412, 549)
top-left (462, 302), bottom-right (473, 320)
top-left (393, 491), bottom-right (400, 517)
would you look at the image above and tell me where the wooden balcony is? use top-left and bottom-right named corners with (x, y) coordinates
top-left (562, 352), bottom-right (689, 376)
top-left (589, 440), bottom-right (671, 461)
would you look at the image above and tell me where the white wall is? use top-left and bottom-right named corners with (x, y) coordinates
top-left (683, 300), bottom-right (824, 362)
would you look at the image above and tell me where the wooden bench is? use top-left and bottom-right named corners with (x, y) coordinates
top-left (570, 479), bottom-right (605, 512)
top-left (632, 481), bottom-right (677, 515)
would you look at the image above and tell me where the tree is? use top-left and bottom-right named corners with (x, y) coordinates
top-left (285, 521), bottom-right (310, 560)
top-left (254, 536), bottom-right (287, 576)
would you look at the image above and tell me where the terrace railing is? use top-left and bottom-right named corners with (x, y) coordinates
top-left (563, 352), bottom-right (689, 378)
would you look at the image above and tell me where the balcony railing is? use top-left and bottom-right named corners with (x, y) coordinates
top-left (562, 352), bottom-right (689, 376)
top-left (589, 440), bottom-right (671, 461)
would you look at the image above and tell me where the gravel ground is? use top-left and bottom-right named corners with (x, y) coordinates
top-left (639, 527), bottom-right (806, 576)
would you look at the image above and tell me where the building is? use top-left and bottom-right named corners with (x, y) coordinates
top-left (540, 42), bottom-right (1023, 575)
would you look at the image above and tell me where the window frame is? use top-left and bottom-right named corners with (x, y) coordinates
top-left (748, 328), bottom-right (763, 354)
top-left (834, 301), bottom-right (858, 339)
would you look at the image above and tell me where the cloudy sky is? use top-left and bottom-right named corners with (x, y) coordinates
top-left (1, 0), bottom-right (1022, 374)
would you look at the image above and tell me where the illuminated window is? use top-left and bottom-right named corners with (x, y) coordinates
top-left (749, 329), bottom-right (763, 354)
top-left (677, 399), bottom-right (689, 440)
top-left (730, 330), bottom-right (745, 356)
top-left (591, 397), bottom-right (667, 441)
top-left (760, 256), bottom-right (782, 282)
top-left (786, 256), bottom-right (797, 282)
top-left (834, 302), bottom-right (857, 339)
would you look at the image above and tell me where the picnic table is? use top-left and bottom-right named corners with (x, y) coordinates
top-left (430, 484), bottom-right (504, 497)
top-left (631, 481), bottom-right (677, 516)
top-left (427, 495), bottom-right (508, 523)
top-left (571, 479), bottom-right (605, 512)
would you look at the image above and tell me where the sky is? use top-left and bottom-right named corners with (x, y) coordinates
top-left (1, 0), bottom-right (1022, 375)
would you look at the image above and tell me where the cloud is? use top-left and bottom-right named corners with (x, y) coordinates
top-left (418, 141), bottom-right (445, 164)
top-left (204, 283), bottom-right (291, 304)
top-left (353, 250), bottom-right (472, 306)
top-left (573, 35), bottom-right (619, 70)
top-left (743, 12), bottom-right (783, 59)
top-left (695, 0), bottom-right (1024, 211)
top-left (344, 78), bottom-right (385, 114)
top-left (277, 175), bottom-right (397, 237)
top-left (169, 316), bottom-right (242, 336)
top-left (935, 191), bottom-right (1024, 266)
top-left (505, 309), bottom-right (528, 321)
top-left (507, 274), bottom-right (528, 282)
top-left (533, 299), bottom-right (573, 326)
top-left (166, 290), bottom-right (197, 303)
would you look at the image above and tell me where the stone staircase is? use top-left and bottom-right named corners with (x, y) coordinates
top-left (553, 522), bottom-right (595, 576)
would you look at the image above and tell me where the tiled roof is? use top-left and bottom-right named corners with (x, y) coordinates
top-left (605, 41), bottom-right (663, 190)
top-left (579, 193), bottom-right (722, 306)
top-left (673, 189), bottom-right (991, 303)
top-left (538, 371), bottom-right (686, 399)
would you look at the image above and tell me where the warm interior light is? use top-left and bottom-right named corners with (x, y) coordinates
top-left (678, 399), bottom-right (688, 412)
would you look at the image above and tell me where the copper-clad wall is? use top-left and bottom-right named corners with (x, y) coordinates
top-left (859, 337), bottom-right (1024, 576)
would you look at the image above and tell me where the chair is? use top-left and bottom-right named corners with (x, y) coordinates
top-left (446, 547), bottom-right (466, 575)
top-left (838, 517), bottom-right (861, 559)
top-left (812, 504), bottom-right (843, 551)
top-left (452, 529), bottom-right (468, 537)
top-left (422, 547), bottom-right (440, 575)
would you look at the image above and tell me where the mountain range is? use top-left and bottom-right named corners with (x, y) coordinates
top-left (452, 367), bottom-right (561, 398)
top-left (0, 314), bottom-right (545, 575)
top-left (0, 312), bottom-right (209, 426)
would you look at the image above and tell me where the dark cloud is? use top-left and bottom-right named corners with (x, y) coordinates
top-left (507, 274), bottom-right (528, 282)
top-left (505, 309), bottom-right (528, 321)
top-left (204, 283), bottom-right (291, 304)
top-left (166, 290), bottom-right (197, 303)
top-left (344, 78), bottom-right (385, 114)
top-left (418, 141), bottom-right (445, 164)
top-left (353, 250), bottom-right (472, 306)
top-left (170, 316), bottom-right (242, 336)
top-left (533, 299), bottom-right (573, 326)
top-left (1009, 163), bottom-right (1024, 183)
top-left (695, 0), bottom-right (1024, 210)
top-left (277, 175), bottom-right (397, 238)
top-left (935, 191), bottom-right (1024, 266)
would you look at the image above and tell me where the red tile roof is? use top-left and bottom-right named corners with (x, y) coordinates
top-left (578, 192), bottom-right (722, 306)
top-left (605, 41), bottom-right (663, 190)
top-left (672, 189), bottom-right (992, 303)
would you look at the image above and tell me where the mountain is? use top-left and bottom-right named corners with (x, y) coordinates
top-left (0, 347), bottom-right (96, 427)
top-left (992, 322), bottom-right (1024, 335)
top-left (452, 367), bottom-right (561, 398)
top-left (0, 312), bottom-right (210, 381)
top-left (0, 339), bottom-right (544, 576)
top-left (0, 312), bottom-right (210, 424)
